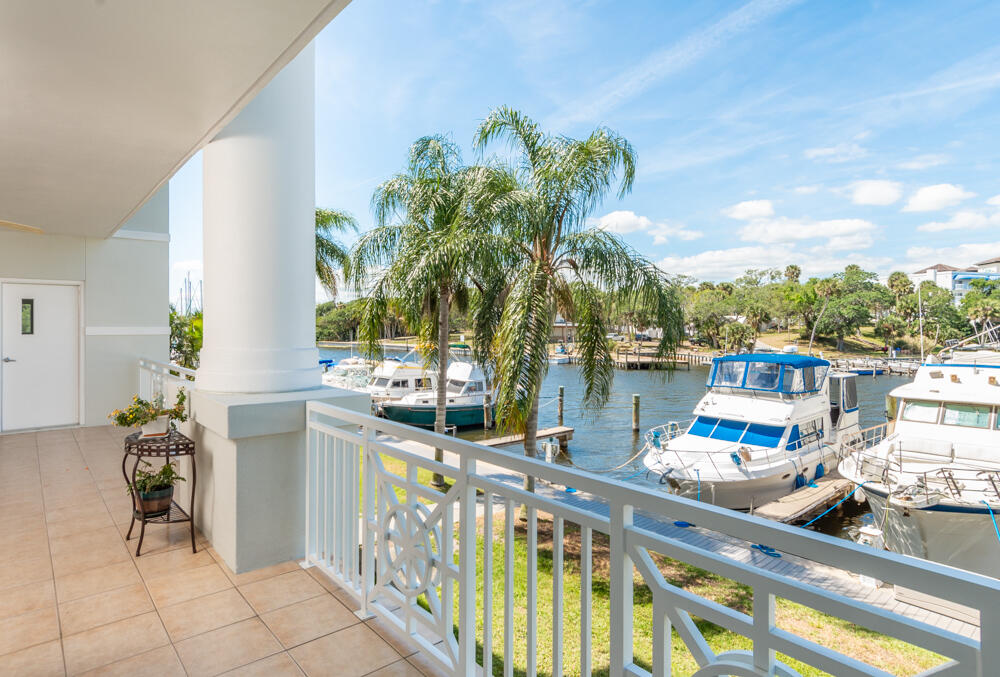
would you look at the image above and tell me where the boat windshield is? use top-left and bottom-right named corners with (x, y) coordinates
top-left (687, 416), bottom-right (785, 448)
top-left (708, 358), bottom-right (828, 394)
top-left (370, 377), bottom-right (389, 387)
top-left (942, 403), bottom-right (991, 428)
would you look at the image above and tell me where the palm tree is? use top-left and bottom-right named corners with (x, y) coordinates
top-left (808, 278), bottom-right (839, 355)
top-left (315, 208), bottom-right (357, 299)
top-left (472, 107), bottom-right (684, 492)
top-left (886, 271), bottom-right (913, 312)
top-left (352, 136), bottom-right (508, 487)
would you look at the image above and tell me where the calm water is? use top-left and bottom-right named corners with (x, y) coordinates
top-left (319, 346), bottom-right (902, 539)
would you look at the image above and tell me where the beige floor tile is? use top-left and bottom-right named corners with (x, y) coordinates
top-left (215, 553), bottom-right (301, 587)
top-left (0, 553), bottom-right (53, 592)
top-left (405, 650), bottom-right (447, 677)
top-left (289, 624), bottom-right (401, 677)
top-left (134, 545), bottom-right (214, 580)
top-left (58, 582), bottom-right (153, 636)
top-left (0, 579), bottom-right (55, 620)
top-left (51, 538), bottom-right (130, 578)
top-left (46, 500), bottom-right (110, 525)
top-left (76, 644), bottom-right (185, 677)
top-left (55, 560), bottom-right (142, 602)
top-left (0, 535), bottom-right (50, 565)
top-left (46, 513), bottom-right (116, 539)
top-left (119, 521), bottom-right (201, 553)
top-left (239, 570), bottom-right (325, 614)
top-left (174, 617), bottom-right (282, 677)
top-left (0, 639), bottom-right (64, 677)
top-left (0, 605), bottom-right (60, 656)
top-left (261, 593), bottom-right (359, 649)
top-left (44, 488), bottom-right (104, 512)
top-left (159, 587), bottom-right (254, 642)
top-left (50, 525), bottom-right (124, 556)
top-left (367, 659), bottom-right (426, 677)
top-left (62, 611), bottom-right (168, 676)
top-left (222, 651), bottom-right (304, 676)
top-left (367, 615), bottom-right (419, 658)
top-left (145, 563), bottom-right (232, 608)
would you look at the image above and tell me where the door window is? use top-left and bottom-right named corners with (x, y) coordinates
top-left (21, 299), bottom-right (33, 334)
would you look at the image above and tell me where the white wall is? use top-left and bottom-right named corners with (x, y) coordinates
top-left (0, 186), bottom-right (170, 426)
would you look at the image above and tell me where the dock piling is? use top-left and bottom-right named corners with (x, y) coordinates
top-left (632, 394), bottom-right (640, 432)
top-left (558, 386), bottom-right (565, 426)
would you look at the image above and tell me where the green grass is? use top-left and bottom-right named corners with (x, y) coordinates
top-left (462, 516), bottom-right (944, 677)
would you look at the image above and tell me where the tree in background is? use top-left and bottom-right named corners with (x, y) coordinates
top-left (687, 286), bottom-right (732, 347)
top-left (315, 208), bottom-right (357, 299)
top-left (813, 265), bottom-right (892, 351)
top-left (732, 269), bottom-right (774, 344)
top-left (783, 264), bottom-right (801, 284)
top-left (886, 271), bottom-right (914, 312)
top-left (472, 107), bottom-right (684, 491)
top-left (960, 278), bottom-right (1000, 329)
top-left (169, 306), bottom-right (203, 369)
top-left (807, 277), bottom-right (839, 354)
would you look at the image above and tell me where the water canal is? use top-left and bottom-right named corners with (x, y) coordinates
top-left (318, 346), bottom-right (905, 540)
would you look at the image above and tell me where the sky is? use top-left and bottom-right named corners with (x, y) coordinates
top-left (169, 0), bottom-right (1000, 305)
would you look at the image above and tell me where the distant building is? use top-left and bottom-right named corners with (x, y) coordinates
top-left (909, 258), bottom-right (1000, 304)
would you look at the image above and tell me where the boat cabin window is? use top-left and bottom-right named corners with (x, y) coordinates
top-left (391, 379), bottom-right (408, 388)
top-left (465, 381), bottom-right (483, 393)
top-left (900, 400), bottom-right (939, 423)
top-left (942, 403), bottom-right (991, 428)
top-left (371, 377), bottom-right (389, 387)
top-left (741, 423), bottom-right (786, 447)
top-left (714, 362), bottom-right (746, 387)
top-left (745, 363), bottom-right (781, 389)
top-left (842, 377), bottom-right (858, 411)
top-left (787, 418), bottom-right (824, 451)
top-left (414, 378), bottom-right (432, 390)
top-left (447, 379), bottom-right (466, 391)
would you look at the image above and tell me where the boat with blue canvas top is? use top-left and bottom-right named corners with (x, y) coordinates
top-left (642, 353), bottom-right (861, 510)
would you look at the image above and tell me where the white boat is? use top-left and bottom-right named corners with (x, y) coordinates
top-left (549, 355), bottom-right (570, 365)
top-left (642, 354), bottom-right (861, 510)
top-left (380, 361), bottom-right (492, 428)
top-left (363, 350), bottom-right (436, 403)
top-left (838, 335), bottom-right (1000, 578)
top-left (320, 357), bottom-right (374, 392)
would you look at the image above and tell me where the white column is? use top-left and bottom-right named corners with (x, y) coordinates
top-left (197, 44), bottom-right (319, 393)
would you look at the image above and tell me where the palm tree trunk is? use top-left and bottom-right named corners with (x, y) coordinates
top-left (522, 366), bottom-right (545, 495)
top-left (432, 284), bottom-right (450, 488)
top-left (808, 299), bottom-right (829, 355)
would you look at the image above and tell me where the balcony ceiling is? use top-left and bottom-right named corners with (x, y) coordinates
top-left (0, 0), bottom-right (349, 238)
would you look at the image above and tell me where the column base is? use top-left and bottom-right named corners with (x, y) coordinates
top-left (175, 386), bottom-right (369, 573)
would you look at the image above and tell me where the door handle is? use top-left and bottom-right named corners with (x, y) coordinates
top-left (2, 357), bottom-right (14, 363)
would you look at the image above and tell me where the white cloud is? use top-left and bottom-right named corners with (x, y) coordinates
top-left (656, 245), bottom-right (892, 281)
top-left (847, 180), bottom-right (902, 206)
top-left (546, 0), bottom-right (801, 128)
top-left (793, 185), bottom-right (821, 194)
top-left (917, 209), bottom-right (1000, 232)
top-left (722, 199), bottom-right (774, 220)
top-left (905, 241), bottom-right (1000, 271)
top-left (823, 232), bottom-right (875, 251)
top-left (896, 154), bottom-right (949, 170)
top-left (987, 194), bottom-right (1000, 206)
top-left (739, 217), bottom-right (875, 245)
top-left (803, 141), bottom-right (867, 163)
top-left (902, 183), bottom-right (976, 212)
top-left (592, 210), bottom-right (702, 244)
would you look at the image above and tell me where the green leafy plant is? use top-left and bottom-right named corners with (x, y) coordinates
top-left (127, 460), bottom-right (185, 496)
top-left (109, 389), bottom-right (188, 428)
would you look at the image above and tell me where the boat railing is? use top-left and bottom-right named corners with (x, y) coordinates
top-left (845, 428), bottom-right (1000, 505)
top-left (643, 421), bottom-right (824, 482)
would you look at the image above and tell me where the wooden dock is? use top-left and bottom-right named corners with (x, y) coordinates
top-left (479, 425), bottom-right (574, 450)
top-left (568, 349), bottom-right (715, 371)
top-left (753, 476), bottom-right (853, 524)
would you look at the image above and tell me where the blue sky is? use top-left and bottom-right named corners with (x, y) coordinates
top-left (169, 0), bottom-right (1000, 304)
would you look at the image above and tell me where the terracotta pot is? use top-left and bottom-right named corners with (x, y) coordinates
top-left (138, 486), bottom-right (173, 516)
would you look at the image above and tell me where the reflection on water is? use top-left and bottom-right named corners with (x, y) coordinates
top-left (318, 346), bottom-right (903, 539)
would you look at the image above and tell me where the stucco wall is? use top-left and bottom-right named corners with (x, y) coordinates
top-left (0, 185), bottom-right (170, 428)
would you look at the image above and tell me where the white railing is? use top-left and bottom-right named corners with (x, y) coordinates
top-left (305, 401), bottom-right (1000, 677)
top-left (137, 358), bottom-right (195, 405)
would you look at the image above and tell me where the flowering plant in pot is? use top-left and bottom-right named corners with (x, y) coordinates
top-left (128, 460), bottom-right (185, 517)
top-left (109, 389), bottom-right (188, 437)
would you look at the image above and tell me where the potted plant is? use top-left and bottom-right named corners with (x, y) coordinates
top-left (109, 389), bottom-right (188, 437)
top-left (128, 460), bottom-right (185, 516)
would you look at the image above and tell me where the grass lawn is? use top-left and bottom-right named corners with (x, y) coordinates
top-left (756, 328), bottom-right (932, 359)
top-left (462, 515), bottom-right (943, 677)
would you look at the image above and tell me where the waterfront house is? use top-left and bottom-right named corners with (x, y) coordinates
top-left (2, 4), bottom-right (1000, 676)
top-left (909, 259), bottom-right (1000, 304)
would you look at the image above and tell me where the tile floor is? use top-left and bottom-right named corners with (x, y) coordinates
top-left (0, 427), bottom-right (442, 676)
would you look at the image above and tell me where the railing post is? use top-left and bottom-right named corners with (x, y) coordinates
top-left (610, 502), bottom-right (634, 677)
top-left (752, 586), bottom-right (775, 673)
top-left (458, 457), bottom-right (478, 676)
top-left (360, 424), bottom-right (377, 618)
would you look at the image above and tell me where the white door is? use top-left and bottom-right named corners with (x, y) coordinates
top-left (1, 283), bottom-right (80, 431)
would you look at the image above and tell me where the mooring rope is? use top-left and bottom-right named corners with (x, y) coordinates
top-left (801, 481), bottom-right (867, 529)
top-left (563, 442), bottom-right (649, 474)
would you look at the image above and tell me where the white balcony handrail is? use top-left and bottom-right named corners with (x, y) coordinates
top-left (137, 358), bottom-right (195, 404)
top-left (305, 400), bottom-right (1000, 677)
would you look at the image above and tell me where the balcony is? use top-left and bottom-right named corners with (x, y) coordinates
top-left (3, 359), bottom-right (998, 676)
